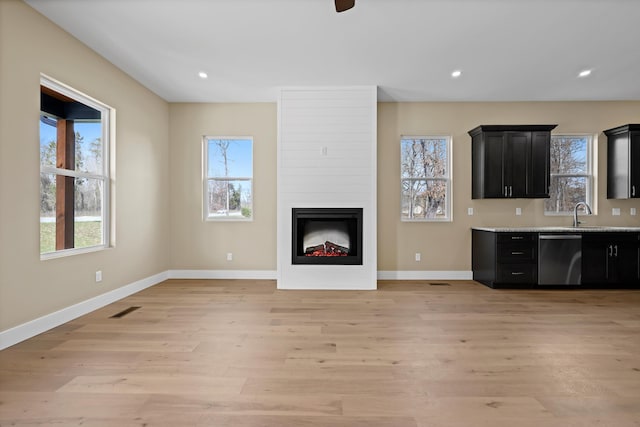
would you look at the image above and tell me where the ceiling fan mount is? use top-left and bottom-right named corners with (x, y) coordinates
top-left (335, 0), bottom-right (355, 13)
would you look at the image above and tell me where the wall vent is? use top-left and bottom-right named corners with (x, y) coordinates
top-left (110, 306), bottom-right (141, 318)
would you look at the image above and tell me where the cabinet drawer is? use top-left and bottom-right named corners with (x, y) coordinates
top-left (497, 233), bottom-right (536, 243)
top-left (496, 263), bottom-right (536, 284)
top-left (497, 243), bottom-right (536, 262)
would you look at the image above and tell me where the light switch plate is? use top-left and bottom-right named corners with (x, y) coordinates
top-left (631, 208), bottom-right (637, 216)
top-left (612, 208), bottom-right (621, 216)
top-left (516, 207), bottom-right (522, 216)
top-left (468, 207), bottom-right (474, 216)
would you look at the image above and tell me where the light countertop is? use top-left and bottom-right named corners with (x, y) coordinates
top-left (472, 226), bottom-right (640, 233)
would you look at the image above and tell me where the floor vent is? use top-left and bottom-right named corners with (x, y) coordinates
top-left (429, 282), bottom-right (451, 286)
top-left (110, 306), bottom-right (141, 318)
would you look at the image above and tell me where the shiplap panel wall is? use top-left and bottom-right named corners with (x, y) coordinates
top-left (277, 87), bottom-right (377, 290)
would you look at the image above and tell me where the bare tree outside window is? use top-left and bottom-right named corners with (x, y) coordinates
top-left (545, 135), bottom-right (593, 214)
top-left (204, 137), bottom-right (253, 220)
top-left (401, 136), bottom-right (451, 221)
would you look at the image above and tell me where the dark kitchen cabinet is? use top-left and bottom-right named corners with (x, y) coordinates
top-left (470, 125), bottom-right (557, 199)
top-left (582, 233), bottom-right (639, 286)
top-left (604, 124), bottom-right (640, 199)
top-left (472, 229), bottom-right (537, 288)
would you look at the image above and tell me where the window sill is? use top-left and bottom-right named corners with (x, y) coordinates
top-left (40, 245), bottom-right (110, 261)
top-left (401, 218), bottom-right (452, 223)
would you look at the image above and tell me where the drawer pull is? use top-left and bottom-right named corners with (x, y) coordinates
top-left (511, 272), bottom-right (525, 276)
top-left (511, 236), bottom-right (524, 240)
top-left (511, 251), bottom-right (525, 255)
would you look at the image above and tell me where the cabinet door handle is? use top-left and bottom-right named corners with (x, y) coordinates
top-left (509, 186), bottom-right (513, 197)
top-left (614, 244), bottom-right (618, 257)
top-left (511, 272), bottom-right (525, 276)
top-left (504, 186), bottom-right (508, 197)
top-left (511, 251), bottom-right (525, 255)
top-left (511, 236), bottom-right (524, 240)
top-left (633, 185), bottom-right (636, 197)
top-left (608, 245), bottom-right (613, 257)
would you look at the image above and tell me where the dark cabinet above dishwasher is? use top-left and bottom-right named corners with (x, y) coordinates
top-left (469, 125), bottom-right (557, 199)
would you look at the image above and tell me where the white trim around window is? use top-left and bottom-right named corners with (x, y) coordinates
top-left (40, 74), bottom-right (113, 260)
top-left (400, 135), bottom-right (453, 222)
top-left (202, 136), bottom-right (254, 221)
top-left (545, 133), bottom-right (595, 216)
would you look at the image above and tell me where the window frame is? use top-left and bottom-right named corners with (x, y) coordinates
top-left (544, 133), bottom-right (595, 216)
top-left (400, 135), bottom-right (453, 222)
top-left (202, 136), bottom-right (254, 222)
top-left (39, 74), bottom-right (113, 260)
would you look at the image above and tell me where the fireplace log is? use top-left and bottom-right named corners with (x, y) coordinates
top-left (325, 241), bottom-right (349, 255)
top-left (304, 241), bottom-right (349, 257)
top-left (305, 244), bottom-right (325, 254)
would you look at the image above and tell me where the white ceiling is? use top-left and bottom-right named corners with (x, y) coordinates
top-left (25, 0), bottom-right (640, 103)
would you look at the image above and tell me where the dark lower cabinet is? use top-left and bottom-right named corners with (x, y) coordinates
top-left (472, 230), bottom-right (537, 288)
top-left (581, 233), bottom-right (639, 286)
top-left (472, 229), bottom-right (640, 288)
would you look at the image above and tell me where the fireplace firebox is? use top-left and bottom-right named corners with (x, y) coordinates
top-left (292, 208), bottom-right (363, 265)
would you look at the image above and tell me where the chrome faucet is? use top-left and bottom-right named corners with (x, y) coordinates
top-left (573, 201), bottom-right (592, 227)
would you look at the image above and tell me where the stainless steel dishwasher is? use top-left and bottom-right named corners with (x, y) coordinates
top-left (538, 234), bottom-right (582, 285)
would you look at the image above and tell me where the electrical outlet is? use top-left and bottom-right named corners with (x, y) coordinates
top-left (467, 207), bottom-right (474, 216)
top-left (631, 208), bottom-right (637, 216)
top-left (226, 252), bottom-right (233, 261)
top-left (516, 207), bottom-right (522, 216)
top-left (612, 208), bottom-right (621, 216)
top-left (415, 253), bottom-right (421, 262)
top-left (95, 270), bottom-right (102, 282)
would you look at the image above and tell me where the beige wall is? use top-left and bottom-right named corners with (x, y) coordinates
top-left (168, 101), bottom-right (640, 274)
top-left (0, 0), bottom-right (170, 331)
top-left (168, 103), bottom-right (277, 270)
top-left (378, 102), bottom-right (640, 271)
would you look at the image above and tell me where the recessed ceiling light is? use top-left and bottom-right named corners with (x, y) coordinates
top-left (578, 69), bottom-right (592, 78)
top-left (198, 71), bottom-right (208, 79)
top-left (451, 70), bottom-right (462, 78)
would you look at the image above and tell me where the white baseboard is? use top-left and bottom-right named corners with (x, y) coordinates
top-left (168, 270), bottom-right (471, 282)
top-left (167, 270), bottom-right (278, 280)
top-left (0, 271), bottom-right (168, 350)
top-left (377, 270), bottom-right (473, 281)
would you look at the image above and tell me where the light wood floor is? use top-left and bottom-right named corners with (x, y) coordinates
top-left (1, 279), bottom-right (640, 426)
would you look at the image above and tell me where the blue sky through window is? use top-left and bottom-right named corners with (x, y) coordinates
top-left (40, 120), bottom-right (102, 146)
top-left (207, 138), bottom-right (253, 178)
top-left (40, 118), bottom-right (103, 169)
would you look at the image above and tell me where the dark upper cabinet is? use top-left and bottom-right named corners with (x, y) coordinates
top-left (469, 125), bottom-right (557, 199)
top-left (604, 124), bottom-right (640, 199)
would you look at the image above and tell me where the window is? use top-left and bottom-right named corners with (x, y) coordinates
top-left (545, 134), bottom-right (594, 215)
top-left (400, 136), bottom-right (452, 221)
top-left (203, 137), bottom-right (253, 220)
top-left (40, 75), bottom-right (112, 258)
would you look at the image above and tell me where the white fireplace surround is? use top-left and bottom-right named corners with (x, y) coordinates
top-left (277, 87), bottom-right (377, 290)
